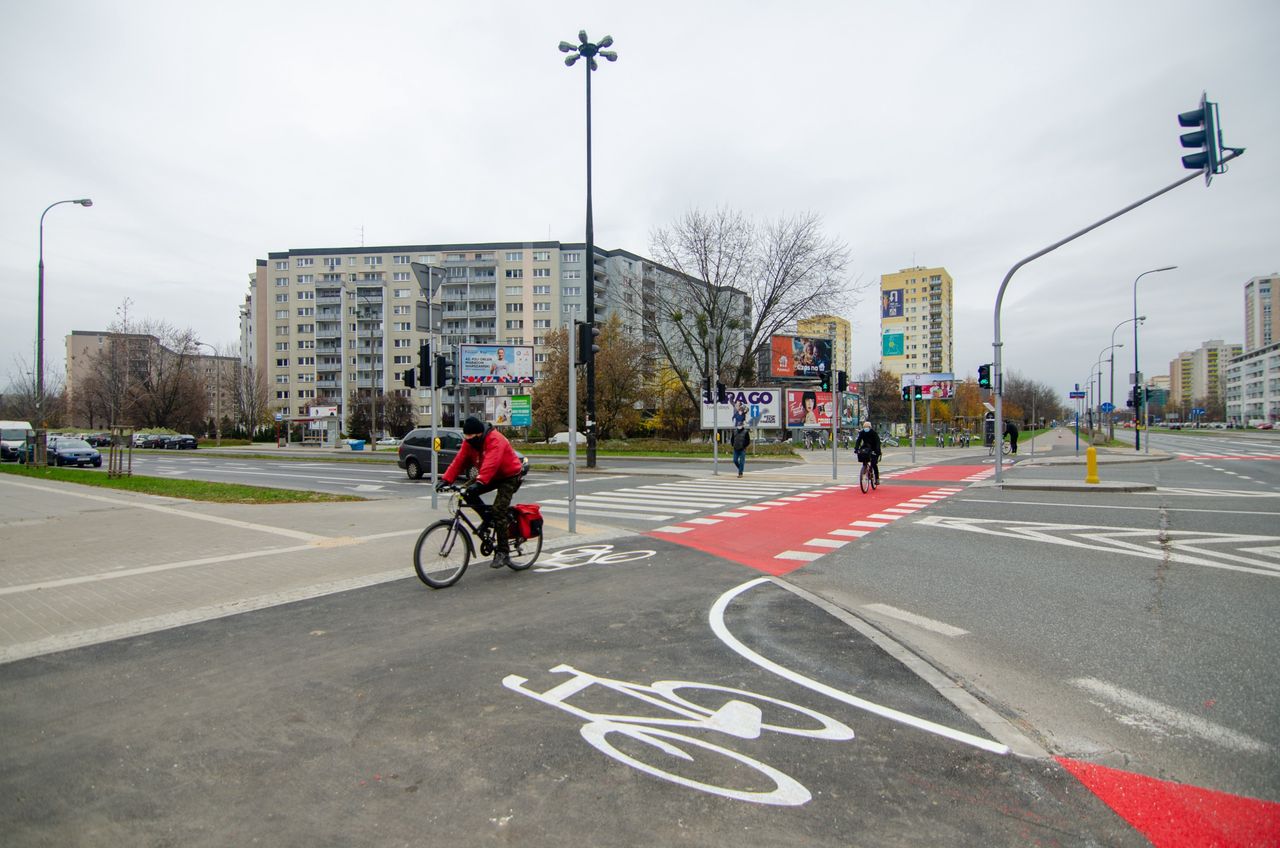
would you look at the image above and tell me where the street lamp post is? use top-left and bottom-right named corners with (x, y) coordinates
top-left (1109, 316), bottom-right (1145, 441)
top-left (559, 30), bottom-right (616, 469)
top-left (1092, 344), bottom-right (1122, 436)
top-left (1133, 266), bottom-right (1177, 451)
top-left (194, 341), bottom-right (223, 446)
top-left (36, 197), bottom-right (93, 451)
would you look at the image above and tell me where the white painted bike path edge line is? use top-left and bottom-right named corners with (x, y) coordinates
top-left (766, 578), bottom-right (1049, 760)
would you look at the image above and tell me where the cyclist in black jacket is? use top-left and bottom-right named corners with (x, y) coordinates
top-left (854, 421), bottom-right (882, 484)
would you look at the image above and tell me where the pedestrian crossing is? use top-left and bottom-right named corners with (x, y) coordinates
top-left (535, 477), bottom-right (813, 522)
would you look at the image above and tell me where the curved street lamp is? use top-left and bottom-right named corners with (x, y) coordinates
top-left (558, 30), bottom-right (616, 468)
top-left (193, 340), bottom-right (223, 446)
top-left (1133, 266), bottom-right (1176, 450)
top-left (36, 198), bottom-right (93, 444)
top-left (1109, 316), bottom-right (1145, 440)
top-left (1093, 343), bottom-right (1122, 436)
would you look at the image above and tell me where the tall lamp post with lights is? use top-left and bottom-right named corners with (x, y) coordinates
top-left (1109, 316), bottom-right (1144, 441)
top-left (559, 30), bottom-right (616, 468)
top-left (1132, 266), bottom-right (1176, 451)
top-left (36, 197), bottom-right (93, 458)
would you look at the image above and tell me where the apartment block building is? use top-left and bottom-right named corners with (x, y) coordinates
top-left (1167, 339), bottom-right (1242, 410)
top-left (797, 315), bottom-right (852, 376)
top-left (878, 266), bottom-right (953, 378)
top-left (245, 241), bottom-right (705, 431)
top-left (1244, 274), bottom-right (1277, 353)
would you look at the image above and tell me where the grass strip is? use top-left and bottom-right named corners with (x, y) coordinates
top-left (0, 464), bottom-right (363, 504)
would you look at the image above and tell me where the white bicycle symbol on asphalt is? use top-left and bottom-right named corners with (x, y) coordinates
top-left (504, 578), bottom-right (1008, 806)
top-left (534, 544), bottom-right (657, 573)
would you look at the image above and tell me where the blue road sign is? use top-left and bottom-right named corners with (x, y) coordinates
top-left (1192, 407), bottom-right (1206, 416)
top-left (1100, 402), bottom-right (1114, 412)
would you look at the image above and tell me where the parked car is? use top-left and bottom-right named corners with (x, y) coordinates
top-left (137, 434), bottom-right (168, 449)
top-left (1258, 422), bottom-right (1274, 430)
top-left (1, 419), bottom-right (33, 462)
top-left (376, 436), bottom-right (401, 447)
top-left (47, 437), bottom-right (102, 468)
top-left (84, 433), bottom-right (114, 447)
top-left (549, 431), bottom-right (587, 445)
top-left (398, 428), bottom-right (464, 480)
top-left (165, 434), bottom-right (198, 449)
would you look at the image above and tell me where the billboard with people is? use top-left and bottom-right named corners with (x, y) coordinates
top-left (459, 344), bottom-right (534, 384)
top-left (770, 335), bottom-right (832, 379)
top-left (700, 388), bottom-right (782, 429)
top-left (901, 373), bottom-right (956, 399)
top-left (784, 389), bottom-right (834, 428)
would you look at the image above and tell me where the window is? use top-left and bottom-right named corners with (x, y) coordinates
top-left (361, 272), bottom-right (383, 281)
top-left (446, 253), bottom-right (466, 262)
top-left (533, 250), bottom-right (551, 261)
top-left (563, 304), bottom-right (581, 314)
top-left (394, 338), bottom-right (412, 348)
top-left (297, 307), bottom-right (314, 316)
top-left (324, 257), bottom-right (343, 268)
top-left (394, 322), bottom-right (411, 331)
top-left (275, 342), bottom-right (289, 351)
top-left (296, 339), bottom-right (315, 349)
top-left (364, 256), bottom-right (383, 266)
top-left (275, 277), bottom-right (289, 287)
top-left (275, 260), bottom-right (289, 270)
top-left (507, 337), bottom-right (524, 345)
top-left (393, 305), bottom-right (411, 315)
top-left (506, 251), bottom-right (523, 261)
top-left (532, 285), bottom-right (551, 295)
top-left (505, 320), bottom-right (524, 330)
top-left (563, 252), bottom-right (581, 262)
top-left (505, 286), bottom-right (523, 296)
top-left (394, 288), bottom-right (411, 298)
top-left (296, 258), bottom-right (314, 268)
top-left (533, 302), bottom-right (552, 312)
top-left (417, 254), bottom-right (435, 264)
top-left (562, 269), bottom-right (581, 279)
top-left (562, 286), bottom-right (582, 297)
top-left (474, 252), bottom-right (494, 260)
top-left (386, 272), bottom-right (408, 282)
top-left (505, 303), bottom-right (524, 313)
top-left (296, 274), bottom-right (313, 284)
top-left (533, 336), bottom-right (546, 345)
top-left (276, 391), bottom-right (289, 399)
top-left (505, 269), bottom-right (524, 279)
top-left (275, 358), bottom-right (289, 367)
top-left (275, 309), bottom-right (288, 319)
top-left (394, 355), bottom-right (411, 365)
top-left (276, 326), bottom-right (290, 336)
top-left (275, 374), bottom-right (289, 384)
top-left (393, 255), bottom-right (410, 264)
top-left (296, 290), bottom-right (315, 300)
top-left (297, 373), bottom-right (314, 383)
top-left (447, 266), bottom-right (467, 278)
top-left (533, 268), bottom-right (551, 278)
top-left (533, 320), bottom-right (551, 329)
top-left (296, 323), bottom-right (314, 333)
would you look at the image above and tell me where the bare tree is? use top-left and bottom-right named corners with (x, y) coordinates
top-left (2, 356), bottom-right (66, 425)
top-left (637, 207), bottom-right (857, 409)
top-left (233, 361), bottom-right (272, 436)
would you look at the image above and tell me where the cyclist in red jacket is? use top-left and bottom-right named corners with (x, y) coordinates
top-left (438, 416), bottom-right (526, 568)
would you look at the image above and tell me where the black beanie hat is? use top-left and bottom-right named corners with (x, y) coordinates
top-left (463, 416), bottom-right (485, 435)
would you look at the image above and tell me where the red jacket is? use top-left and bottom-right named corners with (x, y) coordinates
top-left (442, 427), bottom-right (523, 486)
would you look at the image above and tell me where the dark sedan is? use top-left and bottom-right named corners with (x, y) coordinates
top-left (397, 428), bottom-right (464, 480)
top-left (165, 434), bottom-right (198, 449)
top-left (47, 438), bottom-right (102, 467)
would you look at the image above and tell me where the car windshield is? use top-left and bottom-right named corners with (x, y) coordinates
top-left (2, 428), bottom-right (30, 441)
top-left (59, 439), bottom-right (91, 449)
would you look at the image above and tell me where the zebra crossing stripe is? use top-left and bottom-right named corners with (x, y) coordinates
top-left (775, 550), bottom-right (823, 561)
top-left (539, 499), bottom-right (696, 515)
top-left (538, 506), bottom-right (673, 522)
top-left (804, 538), bottom-right (848, 549)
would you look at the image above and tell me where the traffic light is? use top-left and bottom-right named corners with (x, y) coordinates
top-left (417, 342), bottom-right (431, 385)
top-left (1126, 387), bottom-right (1135, 408)
top-left (977, 364), bottom-right (992, 388)
top-left (715, 381), bottom-right (728, 404)
top-left (1179, 93), bottom-right (1222, 183)
top-left (836, 370), bottom-right (848, 393)
top-left (403, 367), bottom-right (416, 389)
top-left (575, 320), bottom-right (600, 366)
top-left (433, 353), bottom-right (454, 389)
top-left (902, 386), bottom-right (911, 401)
top-left (702, 376), bottom-right (711, 403)
top-left (912, 385), bottom-right (924, 401)
top-left (818, 371), bottom-right (831, 392)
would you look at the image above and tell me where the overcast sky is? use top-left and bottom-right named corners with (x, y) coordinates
top-left (2, 0), bottom-right (1276, 400)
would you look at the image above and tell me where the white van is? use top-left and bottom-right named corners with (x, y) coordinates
top-left (0, 420), bottom-right (34, 462)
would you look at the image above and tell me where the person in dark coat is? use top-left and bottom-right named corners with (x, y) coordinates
top-left (854, 421), bottom-right (882, 483)
top-left (730, 423), bottom-right (751, 477)
top-left (1005, 419), bottom-right (1020, 454)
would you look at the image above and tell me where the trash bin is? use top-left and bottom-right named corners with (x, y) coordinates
top-left (350, 440), bottom-right (365, 451)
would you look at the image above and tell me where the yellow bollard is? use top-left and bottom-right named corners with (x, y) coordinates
top-left (1085, 445), bottom-right (1100, 484)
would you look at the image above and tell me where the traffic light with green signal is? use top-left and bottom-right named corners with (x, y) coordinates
top-left (978, 364), bottom-right (992, 388)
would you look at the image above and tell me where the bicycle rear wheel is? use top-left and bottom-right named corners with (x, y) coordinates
top-left (414, 520), bottom-right (472, 588)
top-left (506, 531), bottom-right (542, 571)
top-left (871, 466), bottom-right (879, 490)
top-left (859, 463), bottom-right (870, 493)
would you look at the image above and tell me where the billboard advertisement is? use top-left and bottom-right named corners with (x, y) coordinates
top-left (510, 395), bottom-right (531, 427)
top-left (881, 332), bottom-right (904, 357)
top-left (700, 388), bottom-right (782, 429)
top-left (784, 389), bottom-right (834, 429)
top-left (900, 373), bottom-right (956, 399)
top-left (881, 288), bottom-right (904, 318)
top-left (460, 344), bottom-right (534, 384)
top-left (770, 335), bottom-right (832, 379)
top-left (839, 393), bottom-right (862, 427)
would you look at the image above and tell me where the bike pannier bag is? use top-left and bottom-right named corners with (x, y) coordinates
top-left (513, 503), bottom-right (544, 538)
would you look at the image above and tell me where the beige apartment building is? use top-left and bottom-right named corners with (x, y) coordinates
top-left (243, 241), bottom-right (691, 431)
top-left (879, 266), bottom-right (954, 378)
top-left (1168, 339), bottom-right (1242, 411)
top-left (1244, 274), bottom-right (1277, 353)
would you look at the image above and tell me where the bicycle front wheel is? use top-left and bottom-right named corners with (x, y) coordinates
top-left (414, 520), bottom-right (472, 589)
top-left (859, 464), bottom-right (870, 493)
top-left (506, 531), bottom-right (542, 571)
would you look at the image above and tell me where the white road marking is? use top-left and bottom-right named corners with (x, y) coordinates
top-left (774, 550), bottom-right (823, 561)
top-left (652, 525), bottom-right (693, 534)
top-left (830, 529), bottom-right (869, 538)
top-left (867, 513), bottom-right (902, 521)
top-left (850, 520), bottom-right (888, 529)
top-left (538, 499), bottom-right (693, 515)
top-left (685, 517), bottom-right (722, 525)
top-left (962, 498), bottom-right (1280, 515)
top-left (862, 603), bottom-right (968, 637)
top-left (803, 538), bottom-right (847, 549)
top-left (736, 505), bottom-right (770, 512)
top-left (714, 511), bottom-right (749, 518)
top-left (537, 506), bottom-right (671, 521)
top-left (883, 507), bottom-right (918, 514)
top-left (1072, 677), bottom-right (1269, 753)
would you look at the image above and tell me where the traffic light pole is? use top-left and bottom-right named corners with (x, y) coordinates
top-left (711, 350), bottom-right (719, 477)
top-left (567, 322), bottom-right (578, 533)
top-left (831, 389), bottom-right (839, 481)
top-left (991, 156), bottom-right (1238, 483)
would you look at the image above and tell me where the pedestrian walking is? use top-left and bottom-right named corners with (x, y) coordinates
top-left (731, 423), bottom-right (751, 477)
top-left (1005, 419), bottom-right (1020, 454)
